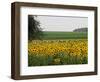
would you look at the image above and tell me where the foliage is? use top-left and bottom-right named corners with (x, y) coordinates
top-left (73, 27), bottom-right (88, 32)
top-left (28, 15), bottom-right (43, 40)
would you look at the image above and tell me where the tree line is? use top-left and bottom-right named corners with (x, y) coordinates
top-left (28, 15), bottom-right (43, 41)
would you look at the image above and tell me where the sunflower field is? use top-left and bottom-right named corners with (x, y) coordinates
top-left (28, 39), bottom-right (88, 66)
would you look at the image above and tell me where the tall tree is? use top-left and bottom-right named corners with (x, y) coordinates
top-left (28, 15), bottom-right (43, 40)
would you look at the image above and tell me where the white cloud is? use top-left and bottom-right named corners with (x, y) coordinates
top-left (36, 15), bottom-right (88, 32)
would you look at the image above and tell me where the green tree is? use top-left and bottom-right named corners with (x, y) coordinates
top-left (28, 15), bottom-right (43, 41)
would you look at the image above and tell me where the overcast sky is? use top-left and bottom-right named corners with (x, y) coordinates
top-left (34, 15), bottom-right (88, 32)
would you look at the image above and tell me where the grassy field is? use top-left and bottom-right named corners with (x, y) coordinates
top-left (28, 31), bottom-right (88, 66)
top-left (42, 31), bottom-right (87, 40)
